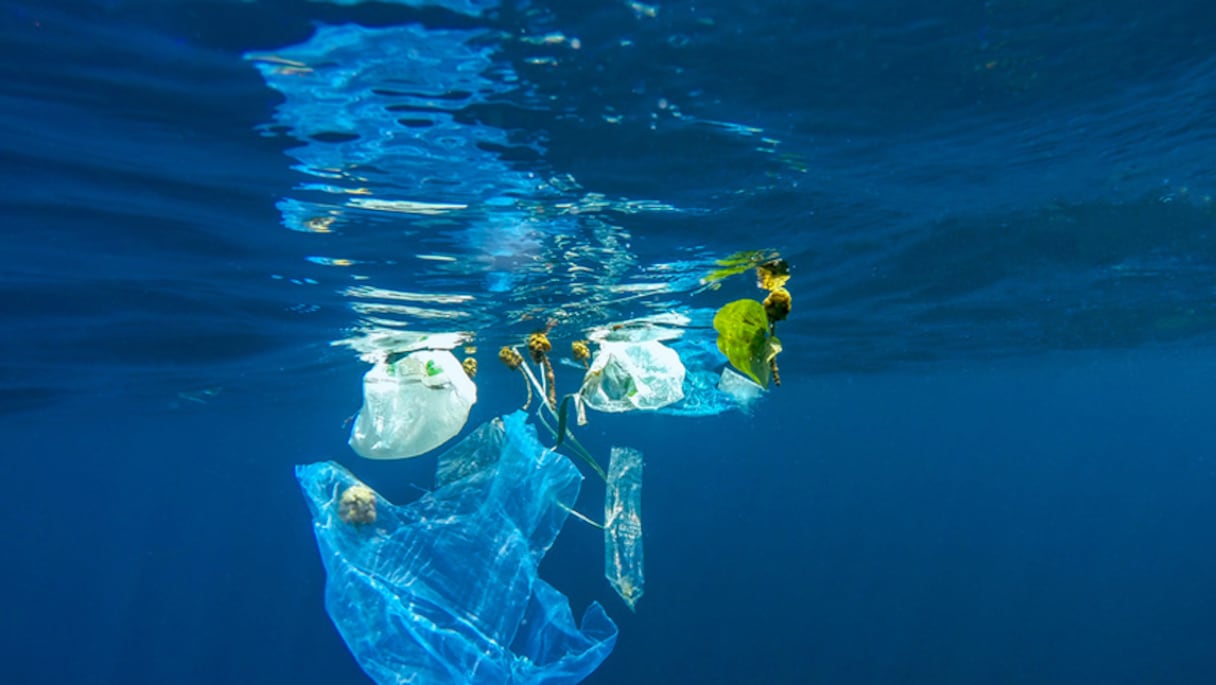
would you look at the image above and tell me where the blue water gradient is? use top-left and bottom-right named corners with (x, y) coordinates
top-left (2, 0), bottom-right (1216, 683)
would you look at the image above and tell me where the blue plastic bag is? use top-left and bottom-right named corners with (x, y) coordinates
top-left (297, 412), bottom-right (617, 684)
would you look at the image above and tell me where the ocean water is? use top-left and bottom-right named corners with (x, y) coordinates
top-left (3, 0), bottom-right (1216, 683)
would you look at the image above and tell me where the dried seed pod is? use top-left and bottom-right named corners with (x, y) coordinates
top-left (338, 484), bottom-right (376, 525)
top-left (499, 346), bottom-right (523, 370)
top-left (763, 288), bottom-right (791, 323)
top-left (527, 332), bottom-right (552, 364)
top-left (571, 340), bottom-right (590, 368)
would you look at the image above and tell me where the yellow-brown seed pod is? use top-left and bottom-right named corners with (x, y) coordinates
top-left (498, 346), bottom-right (523, 370)
top-left (571, 340), bottom-right (590, 366)
top-left (764, 287), bottom-right (792, 323)
top-left (462, 357), bottom-right (478, 379)
top-left (338, 484), bottom-right (376, 525)
top-left (527, 331), bottom-right (552, 364)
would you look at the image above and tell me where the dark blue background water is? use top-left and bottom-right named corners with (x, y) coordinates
top-left (3, 1), bottom-right (1216, 683)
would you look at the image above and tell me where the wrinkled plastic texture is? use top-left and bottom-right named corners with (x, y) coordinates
top-left (297, 412), bottom-right (618, 685)
top-left (579, 341), bottom-right (685, 413)
top-left (604, 447), bottom-right (645, 611)
top-left (349, 349), bottom-right (477, 459)
top-left (579, 311), bottom-right (763, 418)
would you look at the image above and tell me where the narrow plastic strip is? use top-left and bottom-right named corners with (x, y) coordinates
top-left (604, 446), bottom-right (644, 611)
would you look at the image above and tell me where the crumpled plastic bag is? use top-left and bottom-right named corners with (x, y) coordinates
top-left (580, 312), bottom-right (762, 417)
top-left (297, 412), bottom-right (617, 685)
top-left (349, 349), bottom-right (477, 459)
top-left (579, 340), bottom-right (685, 413)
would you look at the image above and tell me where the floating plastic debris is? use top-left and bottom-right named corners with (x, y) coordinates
top-left (348, 349), bottom-right (477, 459)
top-left (717, 366), bottom-right (765, 409)
top-left (298, 412), bottom-right (617, 685)
top-left (604, 446), bottom-right (645, 611)
top-left (580, 340), bottom-right (685, 413)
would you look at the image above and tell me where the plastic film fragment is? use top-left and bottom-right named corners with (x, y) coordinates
top-left (604, 446), bottom-right (645, 610)
top-left (298, 412), bottom-right (617, 685)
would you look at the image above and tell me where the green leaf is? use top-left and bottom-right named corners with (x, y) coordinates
top-left (713, 299), bottom-right (775, 388)
top-left (555, 395), bottom-right (571, 450)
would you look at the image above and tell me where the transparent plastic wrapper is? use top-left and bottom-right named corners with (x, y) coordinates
top-left (297, 412), bottom-right (618, 685)
top-left (656, 339), bottom-right (743, 417)
top-left (579, 340), bottom-right (685, 413)
top-left (349, 349), bottom-right (477, 459)
top-left (604, 446), bottom-right (644, 611)
top-left (717, 366), bottom-right (765, 411)
top-left (581, 312), bottom-right (762, 418)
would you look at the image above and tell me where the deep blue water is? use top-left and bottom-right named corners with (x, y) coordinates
top-left (3, 1), bottom-right (1216, 683)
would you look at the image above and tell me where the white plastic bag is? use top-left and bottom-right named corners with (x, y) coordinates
top-left (349, 349), bottom-right (477, 459)
top-left (579, 340), bottom-right (685, 413)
